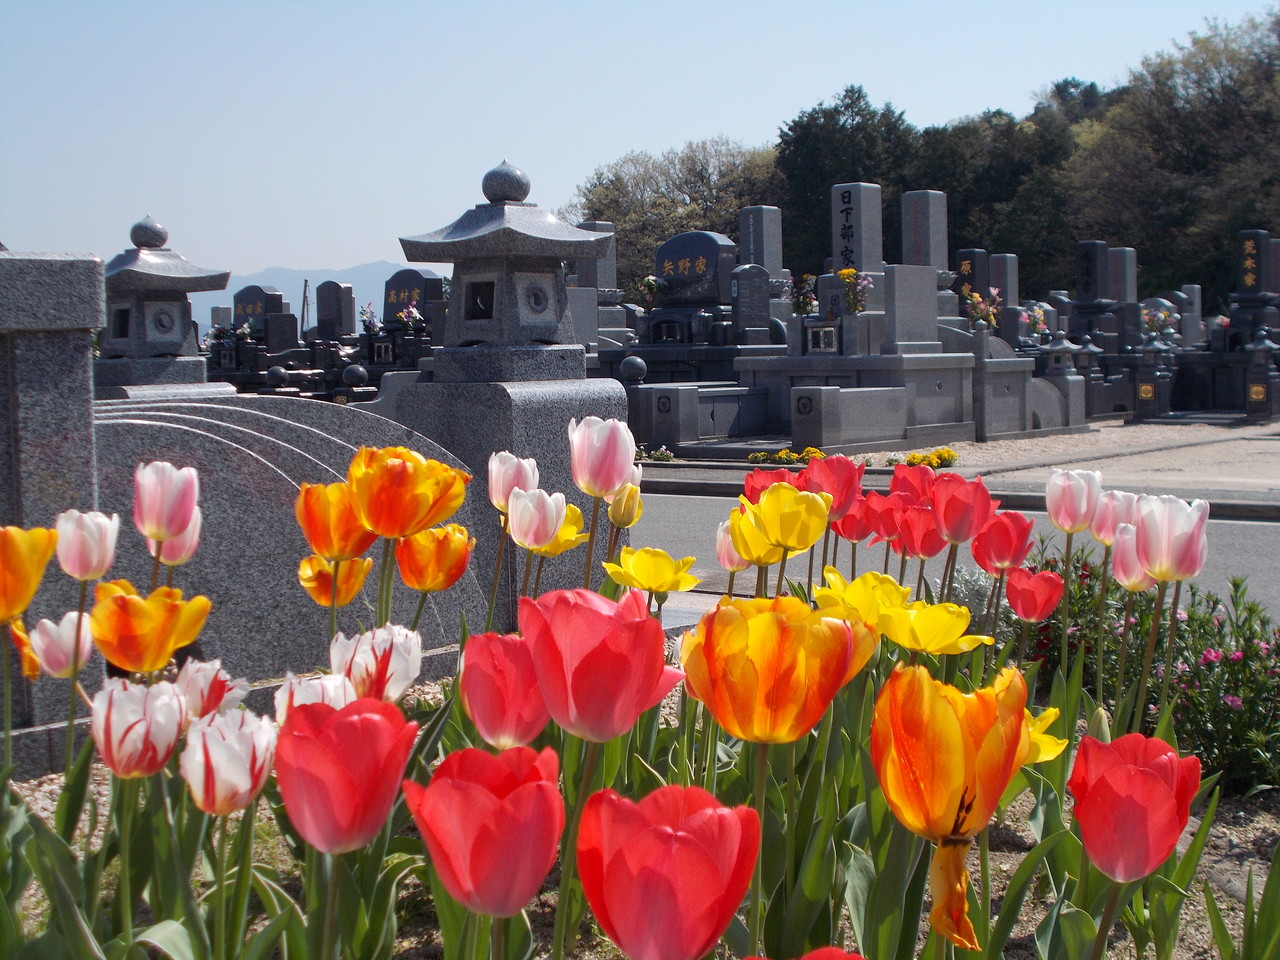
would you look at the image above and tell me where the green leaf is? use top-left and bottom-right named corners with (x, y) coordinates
top-left (54, 736), bottom-right (96, 843)
top-left (984, 829), bottom-right (1071, 960)
top-left (240, 911), bottom-right (298, 960)
top-left (1202, 882), bottom-right (1239, 960)
top-left (1057, 905), bottom-right (1099, 959)
top-left (135, 920), bottom-right (196, 960)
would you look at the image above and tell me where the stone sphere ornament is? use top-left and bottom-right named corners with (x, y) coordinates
top-left (482, 161), bottom-right (531, 203)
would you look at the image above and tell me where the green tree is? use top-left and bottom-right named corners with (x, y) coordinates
top-left (571, 137), bottom-right (783, 299)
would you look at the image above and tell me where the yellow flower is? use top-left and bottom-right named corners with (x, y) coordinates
top-left (1023, 707), bottom-right (1068, 764)
top-left (298, 555), bottom-right (374, 607)
top-left (396, 524), bottom-right (474, 592)
top-left (531, 503), bottom-right (590, 558)
top-left (753, 483), bottom-right (831, 552)
top-left (90, 580), bottom-right (211, 674)
top-left (727, 505), bottom-right (784, 568)
top-left (0, 526), bottom-right (57, 625)
top-left (346, 446), bottom-right (470, 539)
top-left (606, 483), bottom-right (643, 529)
top-left (878, 600), bottom-right (993, 656)
top-left (603, 547), bottom-right (699, 593)
top-left (813, 568), bottom-right (910, 631)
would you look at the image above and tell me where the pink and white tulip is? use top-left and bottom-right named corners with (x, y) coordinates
top-left (174, 657), bottom-right (248, 723)
top-left (1045, 469), bottom-right (1103, 534)
top-left (488, 451), bottom-right (539, 513)
top-left (55, 509), bottom-right (119, 581)
top-left (1111, 523), bottom-right (1155, 592)
top-left (1090, 490), bottom-right (1140, 547)
top-left (133, 461), bottom-right (200, 543)
top-left (28, 611), bottom-right (93, 678)
top-left (330, 624), bottom-right (423, 703)
top-left (1134, 495), bottom-right (1209, 582)
top-left (180, 710), bottom-right (277, 816)
top-left (147, 506), bottom-right (202, 566)
top-left (715, 518), bottom-right (750, 573)
top-left (274, 671), bottom-right (358, 726)
top-left (568, 416), bottom-right (637, 499)
top-left (91, 678), bottom-right (186, 778)
top-left (507, 488), bottom-right (566, 550)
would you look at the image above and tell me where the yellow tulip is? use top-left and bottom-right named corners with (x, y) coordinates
top-left (727, 505), bottom-right (784, 568)
top-left (813, 568), bottom-right (910, 630)
top-left (754, 483), bottom-right (832, 552)
top-left (89, 580), bottom-right (211, 674)
top-left (396, 524), bottom-right (475, 592)
top-left (871, 664), bottom-right (1029, 950)
top-left (0, 526), bottom-right (57, 625)
top-left (878, 600), bottom-right (993, 656)
top-left (606, 483), bottom-right (643, 529)
top-left (1023, 707), bottom-right (1068, 764)
top-left (531, 503), bottom-right (590, 558)
top-left (345, 446), bottom-right (470, 539)
top-left (681, 595), bottom-right (856, 744)
top-left (603, 546), bottom-right (699, 594)
top-left (298, 555), bottom-right (375, 607)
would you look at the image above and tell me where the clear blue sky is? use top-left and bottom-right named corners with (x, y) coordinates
top-left (2, 0), bottom-right (1272, 276)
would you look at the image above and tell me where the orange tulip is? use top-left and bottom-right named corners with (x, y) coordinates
top-left (89, 580), bottom-right (212, 674)
top-left (681, 595), bottom-right (858, 744)
top-left (295, 482), bottom-right (378, 561)
top-left (0, 526), bottom-right (57, 625)
top-left (396, 524), bottom-right (474, 592)
top-left (298, 555), bottom-right (374, 608)
top-left (346, 446), bottom-right (470, 539)
top-left (8, 620), bottom-right (41, 680)
top-left (870, 664), bottom-right (1029, 950)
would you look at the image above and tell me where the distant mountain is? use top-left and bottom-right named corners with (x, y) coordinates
top-left (188, 261), bottom-right (442, 332)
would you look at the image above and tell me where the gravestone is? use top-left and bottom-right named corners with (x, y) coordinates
top-left (1108, 247), bottom-right (1138, 303)
top-left (263, 314), bottom-right (299, 353)
top-left (880, 265), bottom-right (941, 354)
top-left (1180, 284), bottom-right (1204, 343)
top-left (953, 249), bottom-right (990, 303)
top-left (1075, 241), bottom-right (1112, 304)
top-left (653, 231), bottom-right (736, 306)
top-left (1272, 239), bottom-right (1280, 296)
top-left (730, 264), bottom-right (771, 343)
top-left (575, 221), bottom-right (617, 290)
top-left (738, 206), bottom-right (783, 277)
top-left (383, 268), bottom-right (443, 328)
top-left (314, 280), bottom-right (355, 339)
top-left (901, 190), bottom-right (948, 267)
top-left (830, 183), bottom-right (884, 273)
top-left (989, 253), bottom-right (1023, 344)
top-left (233, 285), bottom-right (283, 332)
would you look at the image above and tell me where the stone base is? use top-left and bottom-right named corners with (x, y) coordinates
top-left (432, 344), bottom-right (586, 382)
top-left (94, 355), bottom-right (210, 398)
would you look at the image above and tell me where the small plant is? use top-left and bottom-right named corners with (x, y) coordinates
top-left (965, 286), bottom-right (1002, 328)
top-left (638, 275), bottom-right (664, 305)
top-left (836, 267), bottom-right (873, 314)
top-left (792, 273), bottom-right (818, 316)
top-left (1023, 302), bottom-right (1048, 335)
top-left (398, 300), bottom-right (424, 331)
top-left (746, 447), bottom-right (825, 465)
top-left (902, 447), bottom-right (959, 469)
top-left (359, 301), bottom-right (382, 334)
top-left (635, 444), bottom-right (675, 462)
top-left (1142, 304), bottom-right (1174, 333)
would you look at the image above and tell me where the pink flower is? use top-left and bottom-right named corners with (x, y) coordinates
top-left (1134, 495), bottom-right (1209, 582)
top-left (1228, 650), bottom-right (1244, 663)
top-left (1090, 490), bottom-right (1139, 547)
top-left (179, 710), bottom-right (276, 816)
top-left (91, 678), bottom-right (186, 778)
top-left (1199, 648), bottom-right (1222, 665)
top-left (1221, 695), bottom-right (1242, 710)
top-left (506, 488), bottom-right (566, 550)
top-left (714, 519), bottom-right (750, 573)
top-left (133, 461), bottom-right (200, 543)
top-left (568, 417), bottom-right (637, 499)
top-left (1045, 469), bottom-right (1102, 534)
top-left (28, 611), bottom-right (94, 678)
top-left (1111, 524), bottom-right (1155, 593)
top-left (55, 509), bottom-right (119, 581)
top-left (488, 451), bottom-right (539, 513)
top-left (174, 657), bottom-right (248, 723)
top-left (147, 506), bottom-right (202, 566)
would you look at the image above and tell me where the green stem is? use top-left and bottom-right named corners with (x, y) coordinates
top-left (1157, 579), bottom-right (1183, 718)
top-left (897, 547), bottom-right (909, 587)
top-left (979, 827), bottom-right (991, 941)
top-left (535, 555), bottom-right (547, 595)
top-left (1133, 580), bottom-right (1169, 734)
top-left (726, 570), bottom-right (736, 599)
top-left (486, 516), bottom-right (508, 632)
top-left (1059, 531), bottom-right (1075, 669)
top-left (775, 549), bottom-right (790, 598)
top-left (3, 634), bottom-right (12, 770)
top-left (115, 776), bottom-right (138, 946)
top-left (915, 557), bottom-right (926, 602)
top-left (151, 551), bottom-right (162, 592)
top-left (321, 852), bottom-right (341, 960)
top-left (941, 542), bottom-right (959, 601)
top-left (377, 537), bottom-right (395, 627)
top-left (521, 548), bottom-right (533, 598)
top-left (882, 539), bottom-right (891, 576)
top-left (806, 543), bottom-right (816, 595)
top-left (491, 913), bottom-right (506, 960)
top-left (550, 739), bottom-right (602, 960)
top-left (1088, 883), bottom-right (1124, 960)
top-left (216, 816), bottom-right (230, 960)
top-left (749, 741), bottom-right (770, 957)
top-left (410, 590), bottom-right (428, 632)
top-left (849, 541), bottom-right (857, 580)
top-left (755, 564), bottom-right (767, 599)
top-left (1115, 592), bottom-right (1135, 704)
top-left (581, 497), bottom-right (603, 589)
top-left (784, 741), bottom-right (797, 901)
top-left (1015, 619), bottom-right (1031, 666)
top-left (1094, 546), bottom-right (1112, 701)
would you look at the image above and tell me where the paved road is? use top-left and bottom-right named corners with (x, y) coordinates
top-left (634, 493), bottom-right (1280, 631)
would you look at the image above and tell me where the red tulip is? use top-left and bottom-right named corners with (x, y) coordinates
top-left (1005, 568), bottom-right (1064, 622)
top-left (742, 467), bottom-right (798, 505)
top-left (831, 494), bottom-right (874, 544)
top-left (173, 657), bottom-right (248, 723)
top-left (896, 504), bottom-right (946, 560)
top-left (459, 632), bottom-right (550, 749)
top-left (930, 474), bottom-right (998, 544)
top-left (863, 490), bottom-right (908, 545)
top-left (519, 588), bottom-right (682, 743)
top-left (1068, 733), bottom-right (1201, 882)
top-left (749, 951), bottom-right (867, 960)
top-left (578, 785), bottom-right (760, 960)
top-left (970, 511), bottom-right (1035, 575)
top-left (275, 698), bottom-right (418, 854)
top-left (403, 746), bottom-right (564, 917)
top-left (799, 455), bottom-right (864, 520)
top-left (889, 463), bottom-right (935, 502)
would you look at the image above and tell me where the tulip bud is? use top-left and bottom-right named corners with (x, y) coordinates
top-left (274, 671), bottom-right (357, 726)
top-left (55, 510), bottom-right (119, 581)
top-left (606, 483), bottom-right (643, 529)
top-left (29, 611), bottom-right (94, 678)
top-left (330, 625), bottom-right (423, 703)
top-left (507, 488), bottom-right (566, 550)
top-left (1086, 705), bottom-right (1112, 743)
top-left (488, 451), bottom-right (539, 513)
top-left (180, 711), bottom-right (276, 816)
top-left (148, 506), bottom-right (202, 566)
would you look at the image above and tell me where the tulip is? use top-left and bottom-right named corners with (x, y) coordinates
top-left (133, 461), bottom-right (200, 543)
top-left (55, 510), bottom-right (119, 581)
top-left (714, 518), bottom-right (750, 573)
top-left (273, 671), bottom-right (357, 726)
top-left (29, 611), bottom-right (94, 678)
top-left (1134, 494), bottom-right (1209, 582)
top-left (346, 446), bottom-right (470, 539)
top-left (488, 451), bottom-right (539, 513)
top-left (1068, 733), bottom-right (1201, 882)
top-left (174, 657), bottom-right (248, 723)
top-left (871, 664), bottom-right (1029, 950)
top-left (294, 482), bottom-right (377, 561)
top-left (396, 524), bottom-right (474, 593)
top-left (330, 624), bottom-right (422, 703)
top-left (896, 504), bottom-right (946, 560)
top-left (91, 677), bottom-right (186, 778)
top-left (1045, 468), bottom-right (1102, 534)
top-left (889, 462), bottom-right (935, 502)
top-left (578, 785), bottom-right (760, 960)
top-left (507, 488), bottom-right (566, 551)
top-left (878, 600), bottom-right (993, 657)
top-left (742, 467), bottom-right (798, 505)
top-left (1090, 490), bottom-right (1140, 547)
top-left (831, 495), bottom-right (874, 544)
top-left (0, 525), bottom-right (57, 625)
top-left (727, 503), bottom-right (784, 568)
top-left (606, 483), bottom-right (643, 529)
top-left (970, 511), bottom-right (1035, 575)
top-left (404, 746), bottom-right (564, 917)
top-left (147, 507), bottom-right (202, 566)
top-left (89, 580), bottom-right (211, 674)
top-left (180, 710), bottom-right (276, 816)
top-left (530, 503), bottom-right (589, 558)
top-left (459, 632), bottom-right (550, 749)
top-left (798, 454), bottom-right (864, 520)
top-left (298, 554), bottom-right (373, 607)
top-left (603, 546), bottom-right (699, 594)
top-left (8, 620), bottom-right (40, 679)
top-left (754, 483), bottom-right (832, 552)
top-left (1005, 568), bottom-right (1064, 622)
top-left (930, 474), bottom-right (998, 544)
top-left (813, 568), bottom-right (910, 632)
top-left (1112, 523), bottom-right (1154, 592)
top-left (519, 588), bottom-right (682, 743)
top-left (567, 417), bottom-right (636, 499)
top-left (681, 595), bottom-right (861, 743)
top-left (275, 698), bottom-right (418, 853)
top-left (862, 490), bottom-right (908, 546)
top-left (1024, 707), bottom-right (1068, 764)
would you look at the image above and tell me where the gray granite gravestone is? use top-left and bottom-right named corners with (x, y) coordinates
top-left (315, 280), bottom-right (356, 339)
top-left (738, 206), bottom-right (783, 277)
top-left (1108, 247), bottom-right (1138, 303)
top-left (901, 190), bottom-right (948, 268)
top-left (830, 183), bottom-right (885, 273)
top-left (730, 264), bottom-right (771, 341)
top-left (575, 221), bottom-right (617, 290)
